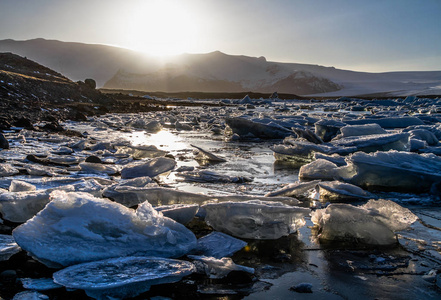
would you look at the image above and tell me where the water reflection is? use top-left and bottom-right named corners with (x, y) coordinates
top-left (129, 129), bottom-right (188, 151)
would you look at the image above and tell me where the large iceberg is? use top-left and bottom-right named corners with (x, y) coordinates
top-left (13, 191), bottom-right (197, 267)
top-left (53, 256), bottom-right (195, 299)
top-left (202, 200), bottom-right (310, 239)
top-left (311, 199), bottom-right (418, 245)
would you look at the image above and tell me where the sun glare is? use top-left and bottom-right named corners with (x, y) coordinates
top-left (126, 0), bottom-right (200, 57)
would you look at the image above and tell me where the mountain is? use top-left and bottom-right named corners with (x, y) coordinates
top-left (1, 38), bottom-right (440, 96)
top-left (0, 52), bottom-right (115, 126)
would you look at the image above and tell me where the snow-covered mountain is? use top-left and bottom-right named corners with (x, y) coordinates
top-left (1, 38), bottom-right (440, 96)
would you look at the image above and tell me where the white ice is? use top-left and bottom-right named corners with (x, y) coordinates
top-left (12, 191), bottom-right (197, 267)
top-left (311, 199), bottom-right (418, 245)
top-left (188, 255), bottom-right (254, 279)
top-left (202, 200), bottom-right (310, 239)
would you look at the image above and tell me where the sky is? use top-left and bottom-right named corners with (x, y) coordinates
top-left (0, 0), bottom-right (440, 72)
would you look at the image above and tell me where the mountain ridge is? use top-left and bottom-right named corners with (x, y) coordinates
top-left (1, 38), bottom-right (440, 96)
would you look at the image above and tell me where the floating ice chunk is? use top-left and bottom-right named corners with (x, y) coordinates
top-left (190, 231), bottom-right (247, 258)
top-left (12, 291), bottom-right (49, 300)
top-left (313, 153), bottom-right (346, 166)
top-left (156, 204), bottom-right (199, 225)
top-left (339, 123), bottom-right (386, 138)
top-left (13, 191), bottom-right (197, 267)
top-left (191, 144), bottom-right (226, 162)
top-left (115, 145), bottom-right (167, 159)
top-left (121, 157), bottom-right (176, 179)
top-left (0, 234), bottom-right (21, 261)
top-left (338, 151), bottom-right (441, 192)
top-left (299, 159), bottom-right (339, 181)
top-left (53, 256), bottom-right (195, 300)
top-left (105, 186), bottom-right (209, 207)
top-left (362, 199), bottom-right (419, 231)
top-left (226, 116), bottom-right (293, 139)
top-left (265, 180), bottom-right (321, 198)
top-left (344, 116), bottom-right (424, 128)
top-left (0, 190), bottom-right (55, 223)
top-left (9, 180), bottom-right (36, 192)
top-left (0, 164), bottom-right (19, 177)
top-left (188, 255), bottom-right (254, 279)
top-left (214, 195), bottom-right (301, 206)
top-left (313, 181), bottom-right (376, 202)
top-left (79, 162), bottom-right (119, 175)
top-left (408, 129), bottom-right (439, 146)
top-left (176, 170), bottom-right (252, 183)
top-left (311, 199), bottom-right (418, 245)
top-left (202, 200), bottom-right (310, 240)
top-left (330, 133), bottom-right (410, 153)
top-left (291, 127), bottom-right (323, 144)
top-left (315, 119), bottom-right (346, 142)
top-left (20, 278), bottom-right (62, 291)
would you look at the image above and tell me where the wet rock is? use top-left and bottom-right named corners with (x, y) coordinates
top-left (13, 117), bottom-right (34, 130)
top-left (0, 133), bottom-right (9, 149)
top-left (290, 283), bottom-right (313, 293)
top-left (85, 155), bottom-right (102, 163)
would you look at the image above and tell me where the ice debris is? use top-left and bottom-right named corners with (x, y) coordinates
top-left (20, 278), bottom-right (62, 291)
top-left (311, 199), bottom-right (418, 245)
top-left (188, 255), bottom-right (254, 279)
top-left (120, 157), bottom-right (176, 179)
top-left (190, 231), bottom-right (247, 258)
top-left (53, 256), bottom-right (195, 299)
top-left (0, 234), bottom-right (21, 261)
top-left (155, 204), bottom-right (199, 225)
top-left (13, 191), bottom-right (197, 267)
top-left (202, 200), bottom-right (310, 239)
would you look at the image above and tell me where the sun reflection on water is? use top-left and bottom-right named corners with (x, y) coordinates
top-left (129, 129), bottom-right (189, 151)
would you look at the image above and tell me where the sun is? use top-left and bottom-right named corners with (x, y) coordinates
top-left (126, 0), bottom-right (201, 57)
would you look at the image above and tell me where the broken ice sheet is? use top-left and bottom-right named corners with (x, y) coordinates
top-left (190, 231), bottom-right (247, 258)
top-left (202, 200), bottom-right (310, 240)
top-left (53, 256), bottom-right (195, 300)
top-left (188, 255), bottom-right (254, 279)
top-left (0, 234), bottom-right (21, 261)
top-left (156, 204), bottom-right (199, 225)
top-left (311, 199), bottom-right (418, 245)
top-left (12, 191), bottom-right (197, 267)
top-left (20, 278), bottom-right (62, 291)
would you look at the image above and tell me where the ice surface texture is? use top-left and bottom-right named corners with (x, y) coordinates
top-left (340, 151), bottom-right (441, 192)
top-left (0, 234), bottom-right (21, 261)
top-left (120, 157), bottom-right (176, 179)
top-left (53, 256), bottom-right (195, 299)
top-left (191, 231), bottom-right (247, 258)
top-left (311, 199), bottom-right (418, 245)
top-left (203, 200), bottom-right (310, 239)
top-left (13, 191), bottom-right (197, 267)
top-left (188, 255), bottom-right (254, 279)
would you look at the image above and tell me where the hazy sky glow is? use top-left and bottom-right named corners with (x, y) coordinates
top-left (0, 0), bottom-right (440, 72)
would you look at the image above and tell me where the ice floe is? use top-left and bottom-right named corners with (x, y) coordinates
top-left (12, 191), bottom-right (197, 267)
top-left (202, 200), bottom-right (310, 239)
top-left (53, 256), bottom-right (195, 299)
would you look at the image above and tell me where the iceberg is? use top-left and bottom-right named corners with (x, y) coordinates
top-left (13, 191), bottom-right (197, 267)
top-left (202, 200), bottom-right (310, 239)
top-left (311, 199), bottom-right (418, 245)
top-left (53, 256), bottom-right (195, 299)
